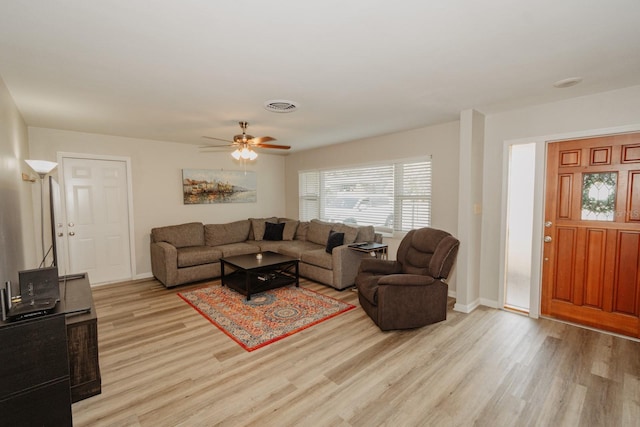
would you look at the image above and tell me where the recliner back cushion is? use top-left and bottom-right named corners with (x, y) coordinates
top-left (411, 228), bottom-right (450, 253)
top-left (429, 235), bottom-right (460, 279)
top-left (402, 248), bottom-right (431, 275)
top-left (151, 222), bottom-right (204, 248)
top-left (205, 220), bottom-right (251, 246)
top-left (398, 228), bottom-right (451, 276)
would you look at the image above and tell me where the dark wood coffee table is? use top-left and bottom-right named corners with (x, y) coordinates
top-left (220, 251), bottom-right (299, 300)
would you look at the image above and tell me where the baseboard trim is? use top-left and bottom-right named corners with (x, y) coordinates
top-left (453, 299), bottom-right (480, 313)
top-left (480, 298), bottom-right (499, 309)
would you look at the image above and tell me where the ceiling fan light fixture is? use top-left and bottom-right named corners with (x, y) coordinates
top-left (264, 99), bottom-right (299, 113)
top-left (232, 145), bottom-right (258, 161)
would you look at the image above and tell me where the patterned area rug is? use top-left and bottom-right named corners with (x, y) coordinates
top-left (178, 284), bottom-right (355, 352)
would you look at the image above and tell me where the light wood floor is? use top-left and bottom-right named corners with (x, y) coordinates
top-left (72, 278), bottom-right (640, 427)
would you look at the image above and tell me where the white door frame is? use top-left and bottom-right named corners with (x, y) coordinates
top-left (56, 152), bottom-right (136, 282)
top-left (499, 124), bottom-right (640, 320)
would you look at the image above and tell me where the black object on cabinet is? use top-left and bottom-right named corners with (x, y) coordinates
top-left (0, 313), bottom-right (73, 426)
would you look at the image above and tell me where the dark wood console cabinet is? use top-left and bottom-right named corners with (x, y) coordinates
top-left (0, 273), bottom-right (100, 427)
top-left (0, 313), bottom-right (73, 426)
top-left (60, 274), bottom-right (101, 402)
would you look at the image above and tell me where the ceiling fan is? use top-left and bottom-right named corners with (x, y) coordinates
top-left (201, 121), bottom-right (290, 160)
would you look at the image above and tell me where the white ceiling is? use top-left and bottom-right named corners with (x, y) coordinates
top-left (1, 1), bottom-right (639, 153)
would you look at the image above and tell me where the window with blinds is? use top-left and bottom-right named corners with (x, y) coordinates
top-left (299, 157), bottom-right (432, 233)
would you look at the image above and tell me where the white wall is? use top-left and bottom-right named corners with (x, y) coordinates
top-left (481, 85), bottom-right (640, 307)
top-left (284, 120), bottom-right (461, 290)
top-left (455, 109), bottom-right (485, 312)
top-left (0, 75), bottom-right (36, 284)
top-left (28, 127), bottom-right (287, 279)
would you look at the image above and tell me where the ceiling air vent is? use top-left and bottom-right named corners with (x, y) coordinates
top-left (264, 99), bottom-right (299, 113)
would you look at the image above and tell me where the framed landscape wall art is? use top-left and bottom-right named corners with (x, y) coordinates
top-left (182, 169), bottom-right (257, 204)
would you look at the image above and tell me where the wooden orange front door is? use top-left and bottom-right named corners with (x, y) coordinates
top-left (542, 132), bottom-right (640, 338)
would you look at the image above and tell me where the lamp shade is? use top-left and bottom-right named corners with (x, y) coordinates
top-left (25, 159), bottom-right (58, 175)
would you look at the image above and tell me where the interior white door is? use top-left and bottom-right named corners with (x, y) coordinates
top-left (62, 157), bottom-right (132, 284)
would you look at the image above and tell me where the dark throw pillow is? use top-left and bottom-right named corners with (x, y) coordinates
top-left (325, 231), bottom-right (344, 254)
top-left (263, 222), bottom-right (285, 241)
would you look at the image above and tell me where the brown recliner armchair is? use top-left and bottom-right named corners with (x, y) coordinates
top-left (355, 227), bottom-right (460, 331)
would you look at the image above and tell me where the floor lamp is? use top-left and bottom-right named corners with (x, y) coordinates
top-left (25, 159), bottom-right (58, 267)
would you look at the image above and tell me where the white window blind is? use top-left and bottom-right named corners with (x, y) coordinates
top-left (299, 171), bottom-right (319, 222)
top-left (299, 157), bottom-right (431, 233)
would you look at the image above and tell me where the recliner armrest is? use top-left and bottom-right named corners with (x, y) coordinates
top-left (359, 258), bottom-right (401, 275)
top-left (378, 274), bottom-right (437, 287)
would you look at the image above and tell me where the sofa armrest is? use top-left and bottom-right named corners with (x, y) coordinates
top-left (331, 245), bottom-right (370, 289)
top-left (150, 241), bottom-right (178, 287)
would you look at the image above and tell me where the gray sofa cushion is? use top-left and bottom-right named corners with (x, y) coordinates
top-left (152, 222), bottom-right (204, 248)
top-left (280, 220), bottom-right (299, 241)
top-left (249, 217), bottom-right (278, 241)
top-left (177, 246), bottom-right (222, 267)
top-left (216, 242), bottom-right (260, 257)
top-left (301, 248), bottom-right (333, 270)
top-left (307, 219), bottom-right (333, 245)
top-left (254, 240), bottom-right (286, 253)
top-left (205, 220), bottom-right (251, 246)
top-left (295, 221), bottom-right (309, 240)
top-left (331, 223), bottom-right (358, 245)
top-left (278, 240), bottom-right (323, 258)
top-left (356, 225), bottom-right (375, 242)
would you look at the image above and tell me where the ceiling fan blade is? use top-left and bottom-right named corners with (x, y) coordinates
top-left (254, 143), bottom-right (291, 150)
top-left (249, 136), bottom-right (276, 144)
top-left (202, 135), bottom-right (234, 143)
top-left (199, 143), bottom-right (235, 149)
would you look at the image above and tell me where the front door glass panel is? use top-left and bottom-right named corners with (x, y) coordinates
top-left (581, 172), bottom-right (617, 221)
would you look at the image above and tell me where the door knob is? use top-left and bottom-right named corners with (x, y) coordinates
top-left (544, 236), bottom-right (552, 243)
top-left (544, 221), bottom-right (552, 228)
top-left (57, 232), bottom-right (63, 237)
top-left (68, 222), bottom-right (75, 227)
top-left (69, 231), bottom-right (76, 236)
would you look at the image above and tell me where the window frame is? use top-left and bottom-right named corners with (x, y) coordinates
top-left (298, 156), bottom-right (432, 235)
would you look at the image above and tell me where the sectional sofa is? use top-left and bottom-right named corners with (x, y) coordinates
top-left (150, 217), bottom-right (382, 290)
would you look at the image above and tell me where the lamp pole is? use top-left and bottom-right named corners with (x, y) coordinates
top-left (36, 172), bottom-right (46, 267)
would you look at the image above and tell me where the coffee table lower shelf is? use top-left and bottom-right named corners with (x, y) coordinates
top-left (220, 252), bottom-right (300, 300)
top-left (222, 270), bottom-right (298, 300)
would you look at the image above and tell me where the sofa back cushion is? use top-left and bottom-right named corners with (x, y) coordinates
top-left (280, 219), bottom-right (299, 241)
top-left (331, 223), bottom-right (358, 245)
top-left (151, 222), bottom-right (204, 248)
top-left (307, 219), bottom-right (333, 245)
top-left (205, 220), bottom-right (251, 246)
top-left (295, 221), bottom-right (309, 241)
top-left (249, 217), bottom-right (278, 241)
top-left (355, 225), bottom-right (375, 242)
